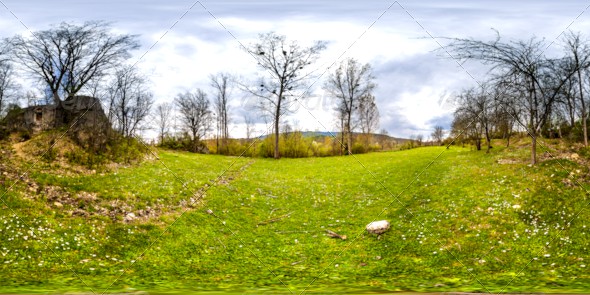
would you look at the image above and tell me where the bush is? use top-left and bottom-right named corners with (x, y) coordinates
top-left (41, 138), bottom-right (58, 162)
top-left (351, 143), bottom-right (367, 154)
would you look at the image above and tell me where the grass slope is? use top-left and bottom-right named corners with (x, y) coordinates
top-left (1, 139), bottom-right (590, 294)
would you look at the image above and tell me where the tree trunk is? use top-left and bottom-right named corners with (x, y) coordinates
top-left (52, 91), bottom-right (61, 106)
top-left (346, 113), bottom-right (353, 155)
top-left (274, 96), bottom-right (281, 159)
top-left (531, 133), bottom-right (537, 165)
top-left (530, 82), bottom-right (538, 165)
top-left (578, 69), bottom-right (587, 147)
top-left (485, 124), bottom-right (492, 153)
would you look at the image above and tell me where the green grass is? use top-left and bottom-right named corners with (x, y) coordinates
top-left (2, 141), bottom-right (590, 294)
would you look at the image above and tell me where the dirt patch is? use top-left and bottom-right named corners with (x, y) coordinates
top-left (35, 159), bottom-right (258, 223)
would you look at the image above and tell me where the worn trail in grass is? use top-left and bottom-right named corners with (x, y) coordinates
top-left (1, 143), bottom-right (590, 293)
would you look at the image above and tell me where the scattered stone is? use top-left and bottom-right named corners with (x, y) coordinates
top-left (53, 201), bottom-right (63, 208)
top-left (366, 220), bottom-right (390, 235)
top-left (571, 153), bottom-right (580, 160)
top-left (375, 256), bottom-right (382, 260)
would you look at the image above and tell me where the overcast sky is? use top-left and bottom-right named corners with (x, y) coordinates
top-left (1, 1), bottom-right (589, 139)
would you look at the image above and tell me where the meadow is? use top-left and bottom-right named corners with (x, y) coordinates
top-left (1, 138), bottom-right (590, 294)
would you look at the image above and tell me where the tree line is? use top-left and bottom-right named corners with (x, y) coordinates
top-left (0, 21), bottom-right (385, 159)
top-left (447, 31), bottom-right (590, 164)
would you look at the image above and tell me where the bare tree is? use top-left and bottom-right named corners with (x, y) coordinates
top-left (210, 72), bottom-right (232, 153)
top-left (452, 88), bottom-right (486, 150)
top-left (175, 89), bottom-right (211, 152)
top-left (556, 73), bottom-right (578, 129)
top-left (155, 102), bottom-right (173, 144)
top-left (244, 115), bottom-right (254, 140)
top-left (431, 125), bottom-right (445, 145)
top-left (359, 94), bottom-right (379, 134)
top-left (447, 35), bottom-right (576, 164)
top-left (415, 134), bottom-right (424, 146)
top-left (358, 93), bottom-right (379, 148)
top-left (562, 31), bottom-right (590, 146)
top-left (10, 21), bottom-right (139, 105)
top-left (107, 66), bottom-right (154, 138)
top-left (0, 62), bottom-right (18, 118)
top-left (324, 58), bottom-right (376, 154)
top-left (0, 42), bottom-right (18, 117)
top-left (243, 32), bottom-right (326, 159)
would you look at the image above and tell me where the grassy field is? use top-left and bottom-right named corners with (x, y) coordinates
top-left (1, 137), bottom-right (590, 294)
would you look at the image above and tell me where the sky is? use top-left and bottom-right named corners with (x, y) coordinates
top-left (0, 0), bottom-right (589, 139)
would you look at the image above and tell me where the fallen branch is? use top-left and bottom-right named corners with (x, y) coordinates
top-left (325, 229), bottom-right (347, 240)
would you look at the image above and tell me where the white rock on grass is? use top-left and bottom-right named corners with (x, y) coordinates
top-left (366, 220), bottom-right (390, 235)
top-left (124, 212), bottom-right (136, 222)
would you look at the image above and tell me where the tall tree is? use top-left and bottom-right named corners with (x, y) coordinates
top-left (452, 86), bottom-right (496, 151)
top-left (358, 93), bottom-right (380, 148)
top-left (175, 89), bottom-right (211, 152)
top-left (359, 94), bottom-right (380, 134)
top-left (10, 21), bottom-right (139, 105)
top-left (0, 41), bottom-right (17, 117)
top-left (244, 32), bottom-right (326, 159)
top-left (155, 102), bottom-right (173, 145)
top-left (0, 61), bottom-right (18, 118)
top-left (562, 31), bottom-right (590, 146)
top-left (210, 72), bottom-right (232, 154)
top-left (324, 58), bottom-right (376, 154)
top-left (244, 115), bottom-right (255, 140)
top-left (431, 125), bottom-right (445, 145)
top-left (447, 35), bottom-right (576, 164)
top-left (107, 66), bottom-right (154, 138)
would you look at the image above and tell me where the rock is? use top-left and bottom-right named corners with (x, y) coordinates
top-left (571, 153), bottom-right (580, 160)
top-left (53, 201), bottom-right (63, 208)
top-left (366, 220), bottom-right (390, 235)
top-left (124, 212), bottom-right (136, 222)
